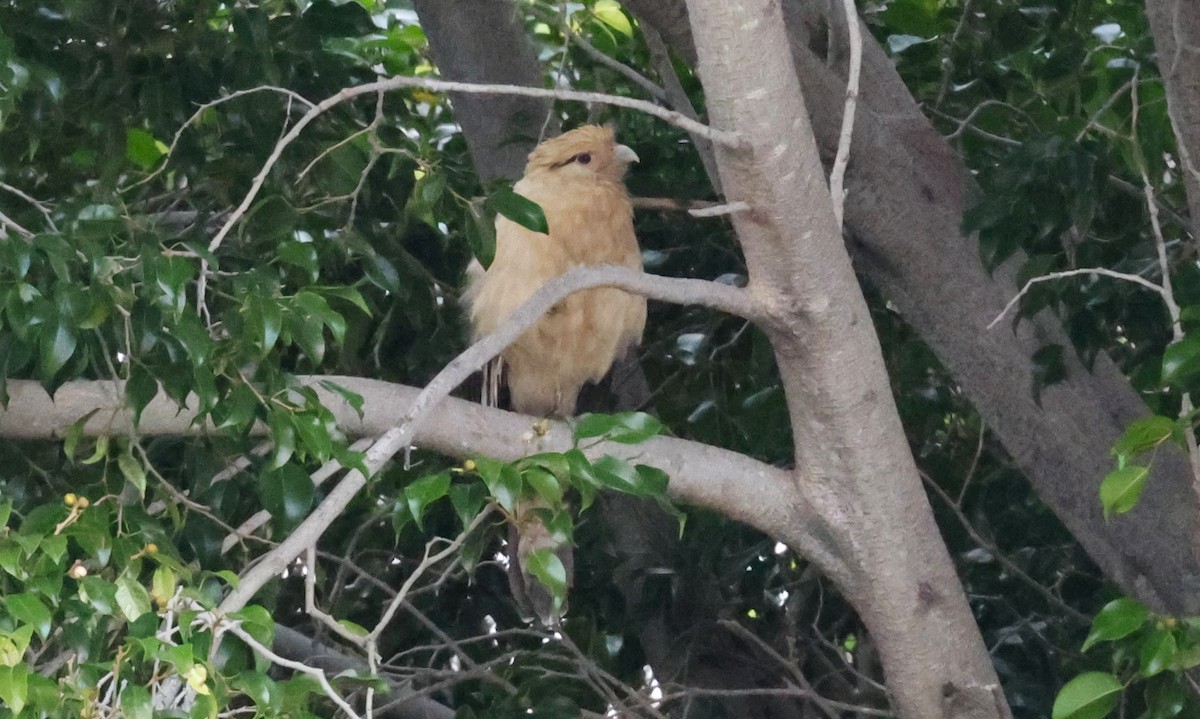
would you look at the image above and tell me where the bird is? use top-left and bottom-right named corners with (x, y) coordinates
top-left (466, 124), bottom-right (646, 417)
top-left (465, 125), bottom-right (646, 623)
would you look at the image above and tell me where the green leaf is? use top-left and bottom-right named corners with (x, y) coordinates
top-left (152, 256), bottom-right (195, 318)
top-left (0, 625), bottom-right (32, 666)
top-left (474, 457), bottom-right (522, 511)
top-left (404, 472), bottom-right (451, 531)
top-left (125, 128), bottom-right (168, 170)
top-left (246, 295), bottom-right (283, 355)
top-left (151, 566), bottom-right (177, 611)
top-left (315, 285), bottom-right (371, 316)
top-left (291, 314), bottom-right (327, 364)
top-left (362, 252), bottom-right (401, 294)
top-left (1111, 416), bottom-right (1174, 460)
top-left (267, 408), bottom-right (297, 469)
top-left (592, 0), bottom-right (633, 36)
top-left (63, 408), bottom-right (101, 462)
top-left (0, 664), bottom-right (29, 715)
top-left (210, 382), bottom-right (260, 430)
top-left (79, 576), bottom-right (119, 615)
top-left (519, 453), bottom-right (571, 481)
top-left (291, 411), bottom-right (334, 462)
top-left (465, 196), bottom-right (497, 268)
top-left (337, 619), bottom-right (369, 638)
top-left (1162, 335), bottom-right (1200, 386)
top-left (230, 605), bottom-right (275, 646)
top-left (120, 683), bottom-right (153, 719)
top-left (118, 447), bottom-right (147, 498)
top-left (1100, 465), bottom-right (1149, 517)
top-left (1144, 679), bottom-right (1186, 719)
top-left (126, 364), bottom-right (158, 425)
top-left (40, 534), bottom-right (67, 563)
top-left (1082, 598), bottom-right (1148, 651)
top-left (524, 548), bottom-right (568, 611)
top-left (276, 241), bottom-right (319, 282)
top-left (317, 380), bottom-right (365, 419)
top-left (487, 186), bottom-right (549, 235)
top-left (1139, 628), bottom-right (1176, 678)
top-left (574, 412), bottom-right (664, 444)
top-left (235, 672), bottom-right (278, 709)
top-left (591, 455), bottom-right (644, 495)
top-left (449, 482), bottom-right (488, 529)
top-left (1052, 672), bottom-right (1123, 719)
top-left (81, 434), bottom-right (109, 465)
top-left (115, 573), bottom-right (154, 622)
top-left (39, 322), bottom-right (76, 380)
top-left (258, 464), bottom-right (315, 523)
top-left (295, 290), bottom-right (346, 343)
top-left (523, 466), bottom-right (563, 505)
top-left (4, 593), bottom-right (52, 639)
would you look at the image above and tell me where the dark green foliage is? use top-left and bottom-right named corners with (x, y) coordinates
top-left (0, 0), bottom-right (1193, 717)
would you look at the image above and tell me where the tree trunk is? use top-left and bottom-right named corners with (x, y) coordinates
top-left (410, 0), bottom-right (553, 183)
top-left (683, 1), bottom-right (1009, 717)
top-left (625, 0), bottom-right (1200, 615)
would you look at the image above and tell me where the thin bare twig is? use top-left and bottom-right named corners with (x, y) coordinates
top-left (565, 24), bottom-right (668, 103)
top-left (921, 471), bottom-right (1090, 624)
top-left (1131, 74), bottom-right (1200, 482)
top-left (0, 180), bottom-right (57, 232)
top-left (688, 201), bottom-right (749, 218)
top-left (367, 507), bottom-right (495, 644)
top-left (719, 619), bottom-right (846, 719)
top-left (829, 0), bottom-right (863, 230)
top-left (0, 208), bottom-right (33, 240)
top-left (223, 622), bottom-right (361, 718)
top-left (988, 267), bottom-right (1165, 330)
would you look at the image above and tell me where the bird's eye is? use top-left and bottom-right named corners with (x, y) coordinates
top-left (575, 152), bottom-right (592, 165)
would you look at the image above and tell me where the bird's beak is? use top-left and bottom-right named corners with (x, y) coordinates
top-left (615, 144), bottom-right (640, 164)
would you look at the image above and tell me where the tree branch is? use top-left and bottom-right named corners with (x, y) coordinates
top-left (829, 0), bottom-right (863, 230)
top-left (0, 374), bottom-right (800, 535)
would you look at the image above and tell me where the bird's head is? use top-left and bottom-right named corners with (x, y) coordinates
top-left (524, 125), bottom-right (639, 184)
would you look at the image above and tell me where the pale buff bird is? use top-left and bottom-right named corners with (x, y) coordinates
top-left (465, 125), bottom-right (646, 623)
top-left (466, 124), bottom-right (646, 418)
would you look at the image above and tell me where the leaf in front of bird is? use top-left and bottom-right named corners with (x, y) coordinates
top-left (487, 186), bottom-right (549, 235)
top-left (465, 196), bottom-right (497, 268)
top-left (574, 412), bottom-right (664, 444)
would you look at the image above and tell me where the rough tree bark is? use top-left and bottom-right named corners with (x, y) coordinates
top-left (683, 2), bottom-right (1009, 718)
top-left (624, 0), bottom-right (1200, 615)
